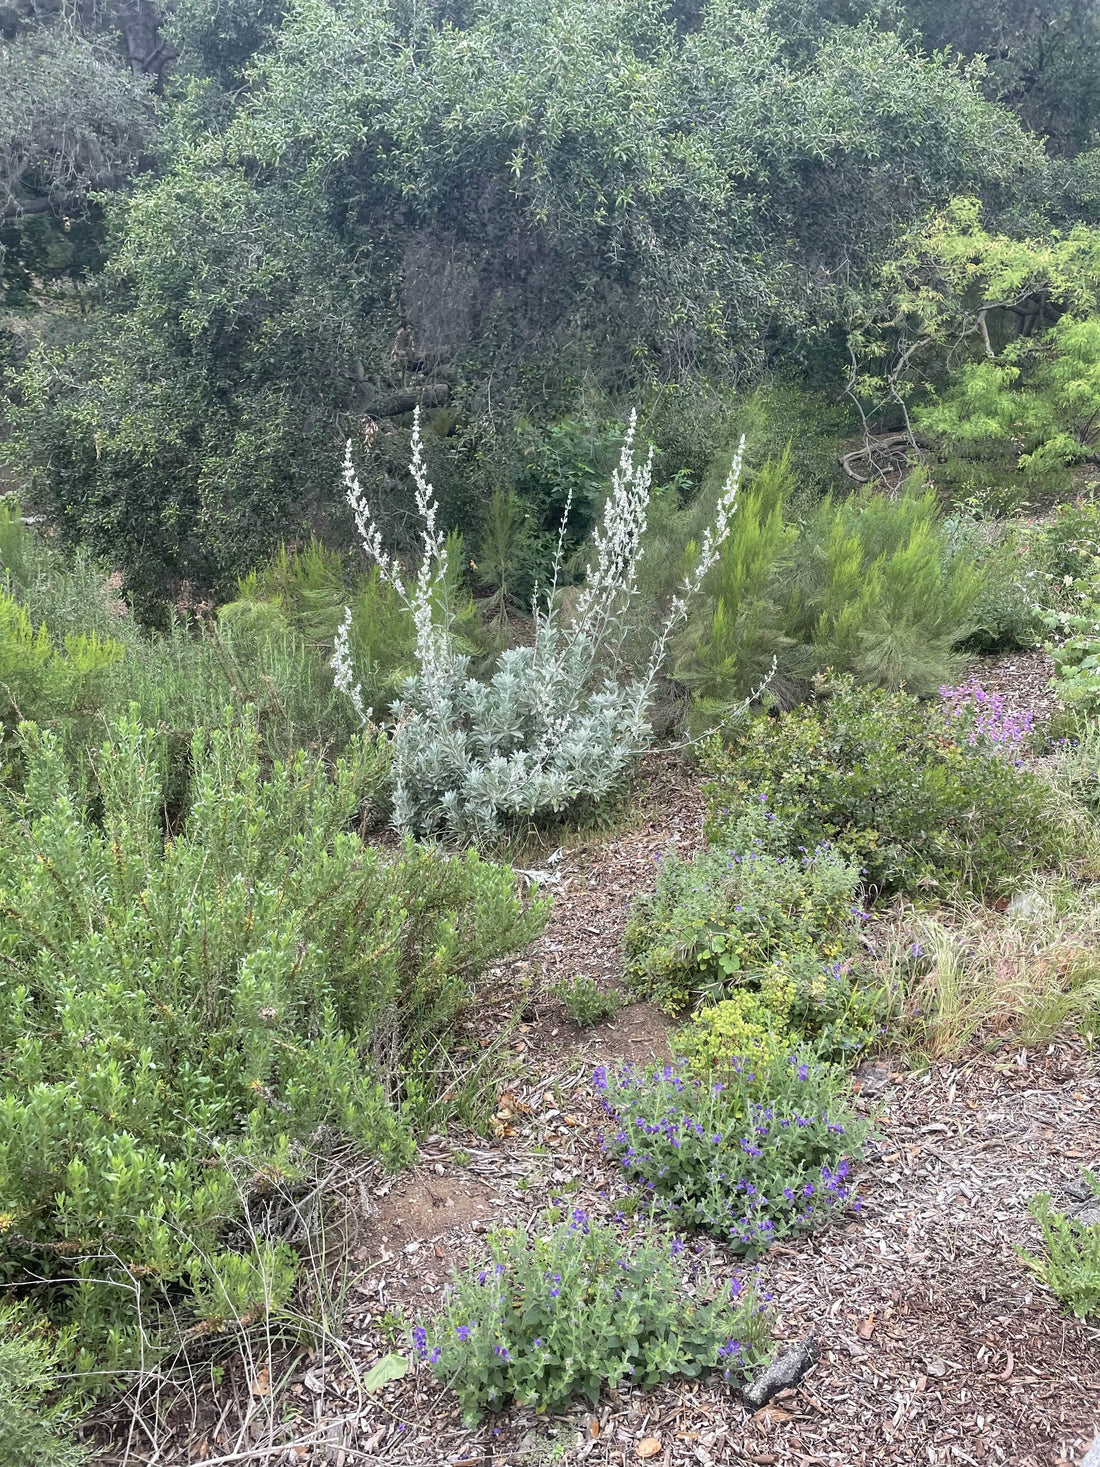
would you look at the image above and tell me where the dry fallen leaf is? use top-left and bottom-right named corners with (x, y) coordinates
top-left (249, 1367), bottom-right (270, 1397)
top-left (753, 1406), bottom-right (794, 1426)
top-left (636, 1438), bottom-right (662, 1459)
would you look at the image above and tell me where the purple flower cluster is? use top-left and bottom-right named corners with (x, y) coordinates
top-left (940, 679), bottom-right (1034, 752)
top-left (594, 1061), bottom-right (861, 1251)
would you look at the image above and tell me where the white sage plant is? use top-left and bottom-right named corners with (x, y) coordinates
top-left (333, 408), bottom-right (746, 840)
top-left (330, 607), bottom-right (370, 726)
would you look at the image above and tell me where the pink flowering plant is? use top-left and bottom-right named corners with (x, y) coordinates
top-left (597, 1059), bottom-right (869, 1254)
top-left (412, 1209), bottom-right (771, 1423)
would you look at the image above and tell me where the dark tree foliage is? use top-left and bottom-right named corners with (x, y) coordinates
top-left (902, 0), bottom-right (1100, 159)
top-left (0, 0), bottom-right (160, 313)
top-left (7, 0), bottom-right (1047, 601)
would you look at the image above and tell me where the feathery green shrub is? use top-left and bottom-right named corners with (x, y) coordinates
top-left (0, 1307), bottom-right (86, 1467)
top-left (0, 510), bottom-right (366, 775)
top-left (677, 470), bottom-right (988, 720)
top-left (919, 315), bottom-right (1100, 493)
top-left (0, 587), bottom-right (124, 737)
top-left (0, 712), bottom-right (544, 1378)
top-left (785, 480), bottom-right (984, 695)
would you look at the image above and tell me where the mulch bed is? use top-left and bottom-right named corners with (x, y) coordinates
top-left (103, 755), bottom-right (1100, 1466)
top-left (187, 1037), bottom-right (1099, 1466)
top-left (965, 650), bottom-right (1063, 727)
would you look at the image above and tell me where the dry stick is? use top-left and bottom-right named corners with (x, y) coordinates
top-left (175, 1422), bottom-right (360, 1467)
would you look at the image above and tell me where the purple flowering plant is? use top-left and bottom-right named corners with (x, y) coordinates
top-left (411, 1208), bottom-right (771, 1423)
top-left (596, 1056), bottom-right (869, 1254)
top-left (939, 679), bottom-right (1034, 753)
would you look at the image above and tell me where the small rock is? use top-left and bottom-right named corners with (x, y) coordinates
top-left (1062, 1177), bottom-right (1094, 1203)
top-left (853, 1060), bottom-right (892, 1097)
top-left (740, 1336), bottom-right (819, 1409)
top-left (1082, 1434), bottom-right (1100, 1467)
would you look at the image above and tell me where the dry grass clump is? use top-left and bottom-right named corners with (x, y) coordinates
top-left (869, 878), bottom-right (1100, 1058)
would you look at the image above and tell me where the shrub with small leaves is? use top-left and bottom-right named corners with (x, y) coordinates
top-left (0, 711), bottom-right (543, 1379)
top-left (624, 808), bottom-right (862, 1013)
top-left (553, 975), bottom-right (621, 1028)
top-left (596, 1059), bottom-right (868, 1254)
top-left (671, 988), bottom-right (792, 1079)
top-left (0, 1306), bottom-right (86, 1467)
top-left (1021, 1175), bottom-right (1100, 1319)
top-left (413, 1209), bottom-right (772, 1423)
top-left (704, 678), bottom-right (1071, 898)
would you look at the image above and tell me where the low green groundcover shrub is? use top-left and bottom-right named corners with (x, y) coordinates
top-left (0, 1306), bottom-right (86, 1467)
top-left (704, 677), bottom-right (1071, 898)
top-left (597, 1059), bottom-right (868, 1253)
top-left (552, 974), bottom-right (621, 1028)
top-left (624, 807), bottom-right (863, 1015)
top-left (412, 1209), bottom-right (771, 1423)
top-left (0, 713), bottom-right (544, 1378)
top-left (1021, 1174), bottom-right (1100, 1320)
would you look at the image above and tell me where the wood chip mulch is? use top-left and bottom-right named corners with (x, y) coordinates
top-left (964, 651), bottom-right (1063, 727)
top-left (204, 1040), bottom-right (1099, 1467)
top-left (527, 753), bottom-right (708, 993)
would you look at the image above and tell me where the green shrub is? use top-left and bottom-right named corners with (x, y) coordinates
top-left (1040, 495), bottom-right (1100, 586)
top-left (473, 487), bottom-right (548, 636)
top-left (1021, 1177), bottom-right (1100, 1319)
top-left (677, 471), bottom-right (989, 716)
top-left (0, 1307), bottom-right (87, 1467)
top-left (413, 1208), bottom-right (771, 1424)
top-left (674, 451), bottom-right (801, 720)
top-left (624, 809), bottom-right (861, 1013)
top-left (931, 450), bottom-right (1037, 520)
top-left (227, 536), bottom-right (484, 721)
top-left (596, 1058), bottom-right (868, 1253)
top-left (0, 513), bottom-right (367, 775)
top-left (552, 975), bottom-right (620, 1028)
top-left (943, 519), bottom-right (1043, 653)
top-left (0, 587), bottom-right (124, 737)
top-left (1036, 500), bottom-right (1100, 715)
top-left (785, 480), bottom-right (984, 696)
top-left (670, 987), bottom-right (792, 1079)
top-left (1044, 572), bottom-right (1100, 716)
top-left (918, 315), bottom-right (1100, 493)
top-left (703, 679), bottom-right (1071, 898)
top-left (234, 537), bottom-right (349, 649)
top-left (0, 712), bottom-right (544, 1377)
